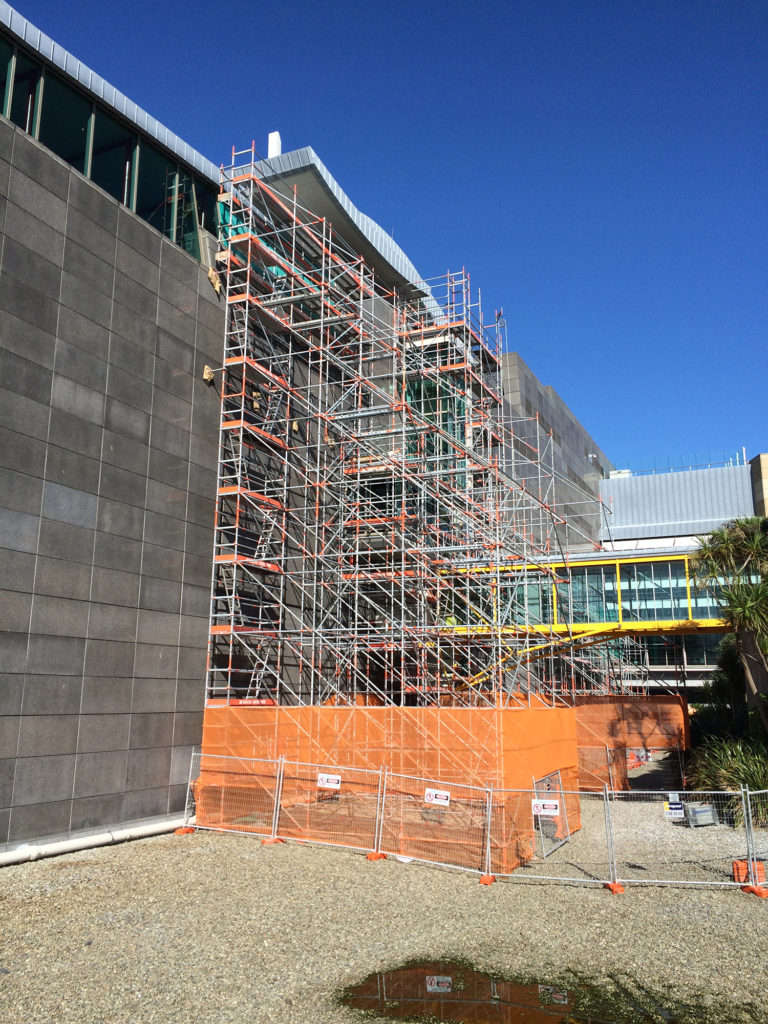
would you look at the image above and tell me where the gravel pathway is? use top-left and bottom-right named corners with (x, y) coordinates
top-left (1, 830), bottom-right (766, 1023)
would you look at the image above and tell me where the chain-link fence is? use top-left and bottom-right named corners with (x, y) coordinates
top-left (185, 753), bottom-right (767, 891)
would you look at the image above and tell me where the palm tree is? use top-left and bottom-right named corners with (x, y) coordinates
top-left (691, 517), bottom-right (768, 737)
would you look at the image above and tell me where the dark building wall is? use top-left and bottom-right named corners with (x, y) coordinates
top-left (0, 117), bottom-right (223, 846)
top-left (500, 351), bottom-right (613, 547)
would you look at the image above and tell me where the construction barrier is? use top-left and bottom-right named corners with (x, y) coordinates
top-left (186, 753), bottom-right (767, 891)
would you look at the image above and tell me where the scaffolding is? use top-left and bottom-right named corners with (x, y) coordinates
top-left (205, 147), bottom-right (574, 713)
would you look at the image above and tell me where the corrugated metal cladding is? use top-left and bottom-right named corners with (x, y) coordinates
top-left (599, 465), bottom-right (754, 540)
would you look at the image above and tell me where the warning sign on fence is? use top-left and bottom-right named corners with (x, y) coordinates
top-left (538, 984), bottom-right (568, 1005)
top-left (664, 801), bottom-right (685, 820)
top-left (426, 975), bottom-right (452, 993)
top-left (424, 788), bottom-right (451, 807)
top-left (532, 799), bottom-right (560, 817)
top-left (317, 772), bottom-right (341, 790)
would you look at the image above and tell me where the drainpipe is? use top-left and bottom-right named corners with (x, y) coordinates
top-left (0, 816), bottom-right (192, 868)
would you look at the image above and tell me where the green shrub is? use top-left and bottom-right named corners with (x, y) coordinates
top-left (686, 736), bottom-right (768, 825)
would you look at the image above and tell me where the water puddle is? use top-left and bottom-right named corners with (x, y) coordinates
top-left (338, 959), bottom-right (737, 1023)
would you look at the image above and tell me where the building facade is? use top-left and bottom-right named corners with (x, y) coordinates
top-left (0, 7), bottom-right (224, 846)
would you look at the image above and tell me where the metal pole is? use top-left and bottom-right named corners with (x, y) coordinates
top-left (602, 783), bottom-right (617, 884)
top-left (376, 768), bottom-right (388, 853)
top-left (373, 765), bottom-right (385, 854)
top-left (184, 749), bottom-right (198, 826)
top-left (271, 756), bottom-right (285, 839)
top-left (743, 786), bottom-right (756, 886)
top-left (484, 784), bottom-right (494, 875)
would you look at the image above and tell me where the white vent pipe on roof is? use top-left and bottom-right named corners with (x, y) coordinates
top-left (268, 131), bottom-right (282, 158)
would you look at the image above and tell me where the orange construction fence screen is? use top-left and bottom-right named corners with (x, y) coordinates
top-left (201, 703), bottom-right (579, 791)
top-left (195, 704), bottom-right (582, 872)
top-left (573, 694), bottom-right (689, 790)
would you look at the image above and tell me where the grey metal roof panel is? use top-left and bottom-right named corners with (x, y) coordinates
top-left (0, 2), bottom-right (219, 184)
top-left (599, 464), bottom-right (754, 540)
top-left (252, 147), bottom-right (437, 307)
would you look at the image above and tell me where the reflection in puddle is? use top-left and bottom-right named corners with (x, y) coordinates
top-left (339, 960), bottom-right (667, 1023)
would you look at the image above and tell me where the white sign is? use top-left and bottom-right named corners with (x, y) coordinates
top-left (664, 801), bottom-right (685, 820)
top-left (426, 975), bottom-right (452, 993)
top-left (424, 788), bottom-right (451, 807)
top-left (317, 772), bottom-right (341, 790)
top-left (532, 799), bottom-right (560, 817)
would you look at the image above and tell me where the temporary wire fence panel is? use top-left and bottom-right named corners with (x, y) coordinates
top-left (491, 790), bottom-right (611, 884)
top-left (378, 773), bottom-right (488, 872)
top-left (190, 753), bottom-right (280, 836)
top-left (746, 789), bottom-right (768, 884)
top-left (275, 762), bottom-right (381, 852)
top-left (532, 771), bottom-right (569, 859)
top-left (610, 790), bottom-right (750, 887)
top-left (186, 753), bottom-right (765, 891)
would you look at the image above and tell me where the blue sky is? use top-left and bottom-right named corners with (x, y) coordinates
top-left (12, 0), bottom-right (767, 471)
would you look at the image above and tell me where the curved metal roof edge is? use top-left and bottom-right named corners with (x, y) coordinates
top-left (0, 2), bottom-right (219, 183)
top-left (253, 146), bottom-right (438, 308)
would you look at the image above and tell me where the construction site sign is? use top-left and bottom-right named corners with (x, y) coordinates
top-left (532, 799), bottom-right (560, 817)
top-left (317, 772), bottom-right (342, 790)
top-left (664, 801), bottom-right (685, 820)
top-left (424, 788), bottom-right (451, 807)
top-left (426, 975), bottom-right (452, 993)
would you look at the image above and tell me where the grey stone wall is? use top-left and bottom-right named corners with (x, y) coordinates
top-left (0, 119), bottom-right (223, 846)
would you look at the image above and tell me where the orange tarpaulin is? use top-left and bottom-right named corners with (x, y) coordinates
top-left (201, 702), bottom-right (579, 791)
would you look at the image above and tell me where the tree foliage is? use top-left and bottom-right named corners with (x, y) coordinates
top-left (690, 517), bottom-right (768, 738)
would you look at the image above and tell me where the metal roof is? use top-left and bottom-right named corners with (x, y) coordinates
top-left (0, 2), bottom-right (219, 183)
top-left (252, 147), bottom-right (437, 307)
top-left (599, 464), bottom-right (754, 541)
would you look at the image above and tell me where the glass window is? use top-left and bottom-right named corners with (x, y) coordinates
top-left (556, 564), bottom-right (619, 624)
top-left (37, 71), bottom-right (91, 173)
top-left (91, 108), bottom-right (135, 204)
top-left (195, 176), bottom-right (218, 236)
top-left (135, 142), bottom-right (176, 237)
top-left (9, 51), bottom-right (41, 133)
top-left (619, 560), bottom-right (689, 622)
top-left (175, 169), bottom-right (200, 258)
top-left (0, 37), bottom-right (12, 118)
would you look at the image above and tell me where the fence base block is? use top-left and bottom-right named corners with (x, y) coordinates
top-left (479, 874), bottom-right (496, 886)
top-left (366, 851), bottom-right (387, 861)
top-left (604, 882), bottom-right (625, 894)
top-left (741, 885), bottom-right (768, 898)
top-left (262, 837), bottom-right (286, 845)
top-left (174, 827), bottom-right (195, 835)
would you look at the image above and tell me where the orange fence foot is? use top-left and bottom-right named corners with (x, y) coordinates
top-left (366, 852), bottom-right (387, 861)
top-left (261, 837), bottom-right (286, 845)
top-left (604, 882), bottom-right (625, 894)
top-left (479, 874), bottom-right (496, 886)
top-left (741, 885), bottom-right (768, 898)
top-left (174, 827), bottom-right (195, 835)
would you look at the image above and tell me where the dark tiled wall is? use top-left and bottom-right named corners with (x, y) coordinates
top-left (0, 120), bottom-right (223, 845)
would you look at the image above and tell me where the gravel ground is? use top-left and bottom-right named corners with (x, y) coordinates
top-left (1, 830), bottom-right (766, 1023)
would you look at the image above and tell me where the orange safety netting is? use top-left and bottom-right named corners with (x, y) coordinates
top-left (573, 694), bottom-right (688, 790)
top-left (194, 704), bottom-right (582, 872)
top-left (201, 703), bottom-right (579, 790)
top-left (573, 693), bottom-right (689, 750)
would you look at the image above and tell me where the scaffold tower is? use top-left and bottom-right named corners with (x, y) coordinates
top-left (206, 147), bottom-right (572, 711)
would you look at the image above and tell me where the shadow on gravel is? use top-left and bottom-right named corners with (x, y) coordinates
top-left (338, 959), bottom-right (753, 1023)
